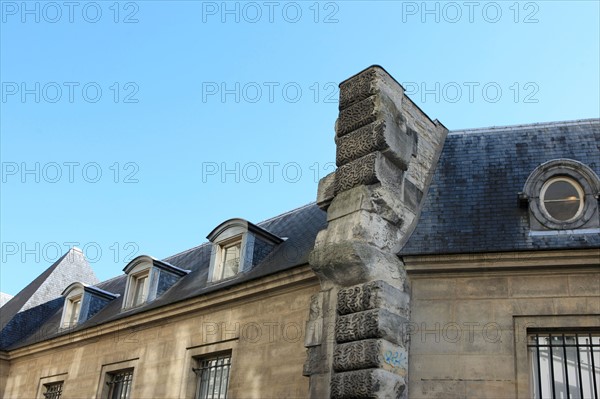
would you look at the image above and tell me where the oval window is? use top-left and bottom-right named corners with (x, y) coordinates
top-left (540, 177), bottom-right (584, 222)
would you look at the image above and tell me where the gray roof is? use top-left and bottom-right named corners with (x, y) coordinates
top-left (0, 248), bottom-right (98, 349)
top-left (400, 119), bottom-right (600, 255)
top-left (4, 203), bottom-right (326, 350)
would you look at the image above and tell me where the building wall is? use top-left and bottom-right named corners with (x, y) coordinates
top-left (0, 356), bottom-right (8, 396)
top-left (407, 251), bottom-right (599, 399)
top-left (2, 267), bottom-right (319, 399)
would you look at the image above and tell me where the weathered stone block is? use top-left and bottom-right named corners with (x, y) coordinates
top-left (335, 309), bottom-right (407, 345)
top-left (317, 171), bottom-right (336, 210)
top-left (305, 292), bottom-right (324, 347)
top-left (334, 151), bottom-right (406, 196)
top-left (330, 368), bottom-right (405, 399)
top-left (310, 241), bottom-right (406, 288)
top-left (303, 345), bottom-right (328, 376)
top-left (333, 339), bottom-right (407, 376)
top-left (338, 67), bottom-right (381, 110)
top-left (337, 280), bottom-right (409, 317)
top-left (335, 116), bottom-right (416, 171)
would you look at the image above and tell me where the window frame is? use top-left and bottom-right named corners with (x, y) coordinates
top-left (96, 359), bottom-right (138, 399)
top-left (180, 339), bottom-right (238, 399)
top-left (213, 236), bottom-right (243, 282)
top-left (36, 373), bottom-right (67, 399)
top-left (60, 285), bottom-right (85, 329)
top-left (527, 331), bottom-right (599, 399)
top-left (193, 351), bottom-right (232, 399)
top-left (123, 261), bottom-right (153, 310)
top-left (129, 270), bottom-right (150, 308)
top-left (521, 159), bottom-right (600, 231)
top-left (42, 381), bottom-right (64, 399)
top-left (540, 176), bottom-right (585, 223)
top-left (105, 368), bottom-right (134, 399)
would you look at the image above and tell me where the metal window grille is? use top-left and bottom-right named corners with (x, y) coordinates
top-left (193, 353), bottom-right (231, 399)
top-left (43, 382), bottom-right (63, 399)
top-left (106, 369), bottom-right (134, 399)
top-left (528, 332), bottom-right (599, 399)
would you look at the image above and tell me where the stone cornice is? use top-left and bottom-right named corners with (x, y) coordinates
top-left (403, 249), bottom-right (600, 274)
top-left (5, 265), bottom-right (317, 360)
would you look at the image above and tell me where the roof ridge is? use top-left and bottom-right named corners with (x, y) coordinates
top-left (449, 118), bottom-right (599, 135)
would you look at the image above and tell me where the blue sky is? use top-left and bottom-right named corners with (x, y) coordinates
top-left (1, 0), bottom-right (599, 295)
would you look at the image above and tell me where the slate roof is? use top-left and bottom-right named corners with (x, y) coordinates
top-left (0, 248), bottom-right (98, 349)
top-left (400, 119), bottom-right (600, 255)
top-left (3, 202), bottom-right (327, 350)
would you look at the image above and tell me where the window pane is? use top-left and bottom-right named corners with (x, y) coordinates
top-left (222, 245), bottom-right (240, 279)
top-left (544, 201), bottom-right (580, 221)
top-left (70, 299), bottom-right (81, 324)
top-left (133, 276), bottom-right (147, 306)
top-left (544, 180), bottom-right (579, 202)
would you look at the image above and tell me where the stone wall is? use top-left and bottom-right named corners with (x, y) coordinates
top-left (407, 256), bottom-right (599, 399)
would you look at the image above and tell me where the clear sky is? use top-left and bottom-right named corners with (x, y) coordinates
top-left (1, 0), bottom-right (599, 295)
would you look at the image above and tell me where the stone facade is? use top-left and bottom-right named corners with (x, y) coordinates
top-left (404, 251), bottom-right (600, 399)
top-left (1, 267), bottom-right (318, 398)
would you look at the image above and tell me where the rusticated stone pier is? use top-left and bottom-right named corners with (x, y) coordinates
top-left (304, 66), bottom-right (448, 398)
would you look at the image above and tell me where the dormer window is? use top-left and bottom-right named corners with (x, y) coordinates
top-left (60, 283), bottom-right (118, 328)
top-left (207, 219), bottom-right (283, 283)
top-left (521, 159), bottom-right (600, 232)
top-left (122, 256), bottom-right (190, 311)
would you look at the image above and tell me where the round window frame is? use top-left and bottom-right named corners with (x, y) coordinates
top-left (539, 176), bottom-right (585, 223)
top-left (522, 159), bottom-right (600, 230)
